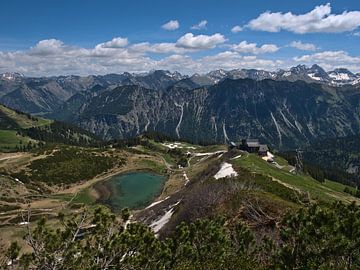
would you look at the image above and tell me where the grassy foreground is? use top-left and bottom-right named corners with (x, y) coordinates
top-left (232, 152), bottom-right (358, 204)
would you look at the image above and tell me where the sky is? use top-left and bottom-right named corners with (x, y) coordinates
top-left (1, 0), bottom-right (360, 76)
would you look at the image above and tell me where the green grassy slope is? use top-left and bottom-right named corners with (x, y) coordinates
top-left (232, 152), bottom-right (358, 204)
top-left (0, 104), bottom-right (101, 151)
top-left (0, 130), bottom-right (35, 152)
top-left (0, 104), bottom-right (52, 129)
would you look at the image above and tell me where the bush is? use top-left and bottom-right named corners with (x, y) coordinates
top-left (13, 147), bottom-right (123, 185)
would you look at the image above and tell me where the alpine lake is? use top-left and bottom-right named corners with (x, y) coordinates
top-left (94, 172), bottom-right (167, 211)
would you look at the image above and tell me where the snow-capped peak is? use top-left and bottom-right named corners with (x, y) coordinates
top-left (328, 68), bottom-right (356, 84)
top-left (1, 72), bottom-right (24, 81)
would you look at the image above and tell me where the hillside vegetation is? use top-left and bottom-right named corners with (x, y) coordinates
top-left (0, 104), bottom-right (52, 129)
top-left (2, 202), bottom-right (359, 269)
top-left (303, 135), bottom-right (360, 184)
top-left (0, 134), bottom-right (359, 269)
top-left (0, 105), bottom-right (101, 151)
top-left (11, 147), bottom-right (122, 185)
top-left (233, 152), bottom-right (357, 204)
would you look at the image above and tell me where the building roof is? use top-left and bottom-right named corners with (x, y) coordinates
top-left (247, 142), bottom-right (260, 148)
top-left (245, 139), bottom-right (260, 148)
top-left (246, 138), bottom-right (259, 143)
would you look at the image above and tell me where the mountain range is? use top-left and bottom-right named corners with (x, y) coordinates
top-left (0, 65), bottom-right (360, 149)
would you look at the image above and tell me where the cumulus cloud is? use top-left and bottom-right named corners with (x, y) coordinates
top-left (97, 37), bottom-right (129, 48)
top-left (155, 51), bottom-right (282, 74)
top-left (247, 3), bottom-right (360, 34)
top-left (294, 50), bottom-right (360, 72)
top-left (129, 34), bottom-right (226, 54)
top-left (162, 20), bottom-right (179, 30)
top-left (30, 39), bottom-right (66, 55)
top-left (129, 42), bottom-right (188, 54)
top-left (191, 20), bottom-right (207, 30)
top-left (176, 33), bottom-right (226, 49)
top-left (230, 41), bottom-right (279, 54)
top-left (3, 36), bottom-right (359, 76)
top-left (198, 51), bottom-right (282, 71)
top-left (231, 25), bottom-right (243, 33)
top-left (290, 41), bottom-right (317, 51)
top-left (0, 37), bottom-right (288, 76)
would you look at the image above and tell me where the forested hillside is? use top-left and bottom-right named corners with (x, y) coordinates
top-left (0, 104), bottom-right (101, 151)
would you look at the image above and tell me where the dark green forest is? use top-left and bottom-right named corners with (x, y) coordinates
top-left (2, 202), bottom-right (359, 269)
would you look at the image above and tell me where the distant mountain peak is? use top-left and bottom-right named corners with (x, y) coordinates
top-left (290, 64), bottom-right (308, 73)
top-left (333, 68), bottom-right (353, 74)
top-left (1, 72), bottom-right (24, 81)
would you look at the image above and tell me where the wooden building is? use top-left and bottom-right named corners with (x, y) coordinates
top-left (239, 138), bottom-right (269, 156)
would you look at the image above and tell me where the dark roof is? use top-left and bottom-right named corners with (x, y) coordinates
top-left (259, 144), bottom-right (269, 152)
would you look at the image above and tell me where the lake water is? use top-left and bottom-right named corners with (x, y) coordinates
top-left (95, 172), bottom-right (166, 211)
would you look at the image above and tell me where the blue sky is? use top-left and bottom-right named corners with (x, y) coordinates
top-left (1, 0), bottom-right (360, 76)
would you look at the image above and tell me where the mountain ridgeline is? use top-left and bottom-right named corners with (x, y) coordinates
top-left (0, 66), bottom-right (359, 150)
top-left (53, 79), bottom-right (360, 150)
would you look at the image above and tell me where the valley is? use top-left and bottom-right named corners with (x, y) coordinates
top-left (0, 102), bottom-right (359, 268)
top-left (0, 134), bottom-right (358, 253)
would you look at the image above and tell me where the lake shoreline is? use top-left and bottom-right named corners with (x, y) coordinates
top-left (92, 171), bottom-right (167, 211)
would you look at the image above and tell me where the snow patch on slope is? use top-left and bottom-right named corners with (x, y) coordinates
top-left (214, 162), bottom-right (238, 179)
top-left (307, 73), bottom-right (321, 81)
top-left (150, 201), bottom-right (180, 233)
top-left (146, 197), bottom-right (170, 209)
top-left (329, 73), bottom-right (350, 81)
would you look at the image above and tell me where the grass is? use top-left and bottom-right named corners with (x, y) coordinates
top-left (71, 189), bottom-right (95, 204)
top-left (0, 130), bottom-right (35, 152)
top-left (0, 105), bottom-right (52, 129)
top-left (51, 188), bottom-right (95, 205)
top-left (136, 159), bottom-right (167, 174)
top-left (233, 153), bottom-right (359, 204)
top-left (224, 189), bottom-right (299, 219)
top-left (274, 155), bottom-right (289, 166)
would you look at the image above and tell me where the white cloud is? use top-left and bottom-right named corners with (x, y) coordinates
top-left (230, 41), bottom-right (279, 54)
top-left (247, 3), bottom-right (360, 34)
top-left (30, 39), bottom-right (66, 55)
top-left (156, 51), bottom-right (282, 74)
top-left (3, 37), bottom-right (359, 76)
top-left (97, 37), bottom-right (128, 48)
top-left (354, 32), bottom-right (360, 36)
top-left (0, 38), bottom-right (288, 76)
top-left (129, 42), bottom-right (188, 54)
top-left (162, 20), bottom-right (180, 31)
top-left (191, 20), bottom-right (208, 30)
top-left (231, 25), bottom-right (243, 33)
top-left (198, 51), bottom-right (282, 71)
top-left (176, 33), bottom-right (226, 49)
top-left (294, 50), bottom-right (360, 72)
top-left (290, 41), bottom-right (317, 51)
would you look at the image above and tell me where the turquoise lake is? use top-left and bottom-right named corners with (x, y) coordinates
top-left (96, 172), bottom-right (166, 210)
